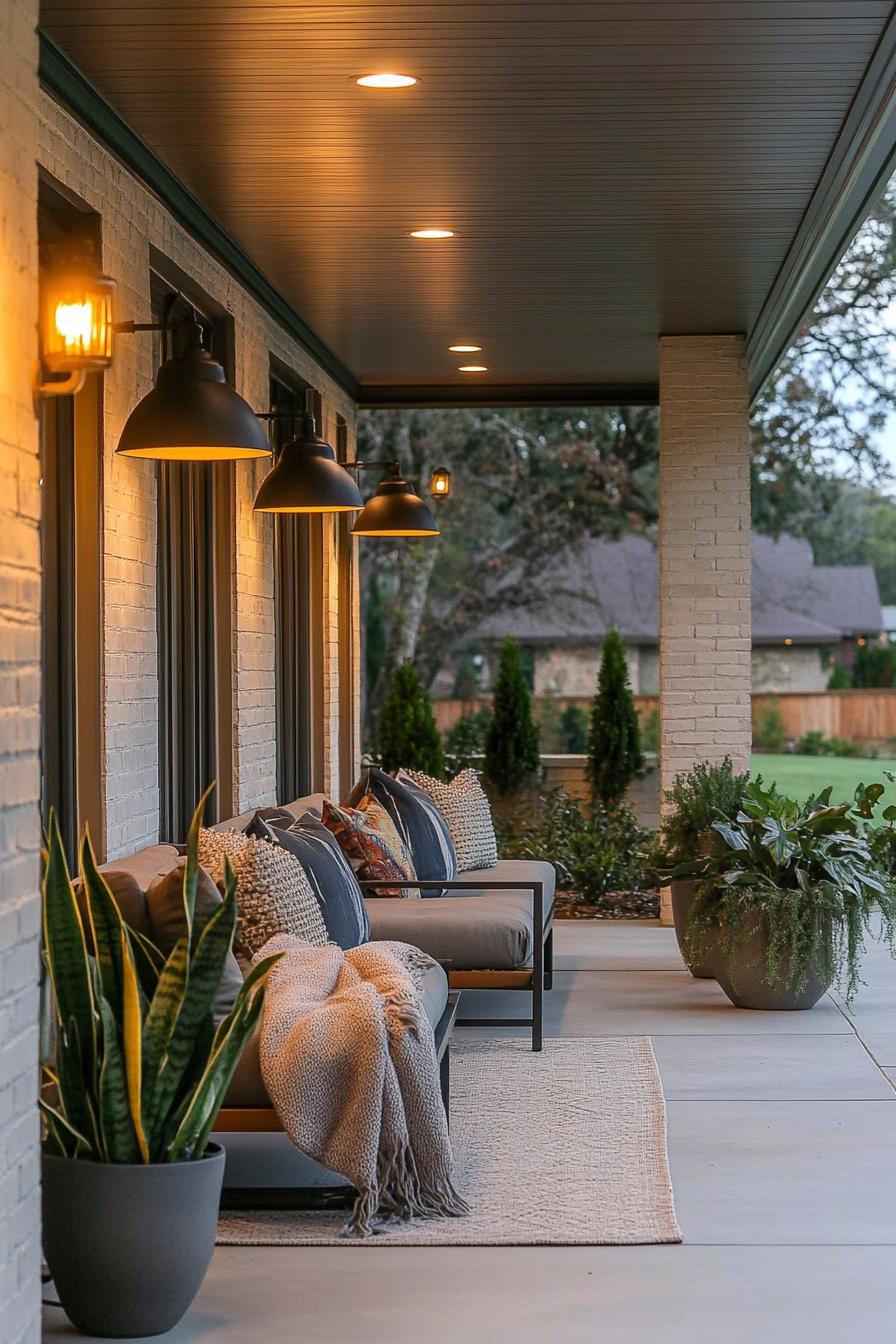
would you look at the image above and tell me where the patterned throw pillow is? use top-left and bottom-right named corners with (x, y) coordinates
top-left (405, 768), bottom-right (498, 872)
top-left (198, 827), bottom-right (328, 957)
top-left (321, 797), bottom-right (416, 897)
top-left (348, 768), bottom-right (457, 896)
top-left (247, 812), bottom-right (371, 948)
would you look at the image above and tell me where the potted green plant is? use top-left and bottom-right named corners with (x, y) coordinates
top-left (660, 758), bottom-right (750, 976)
top-left (41, 792), bottom-right (282, 1338)
top-left (683, 780), bottom-right (896, 1010)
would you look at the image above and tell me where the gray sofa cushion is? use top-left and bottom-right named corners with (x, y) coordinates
top-left (364, 859), bottom-right (555, 971)
top-left (224, 959), bottom-right (450, 1109)
top-left (99, 844), bottom-right (180, 893)
top-left (146, 861), bottom-right (244, 1021)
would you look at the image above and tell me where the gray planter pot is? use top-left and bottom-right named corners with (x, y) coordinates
top-left (43, 1143), bottom-right (225, 1337)
top-left (713, 920), bottom-right (832, 1011)
top-left (670, 879), bottom-right (717, 978)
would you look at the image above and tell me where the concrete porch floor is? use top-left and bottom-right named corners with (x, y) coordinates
top-left (44, 921), bottom-right (896, 1344)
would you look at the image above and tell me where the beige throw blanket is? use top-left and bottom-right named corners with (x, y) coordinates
top-left (254, 935), bottom-right (468, 1236)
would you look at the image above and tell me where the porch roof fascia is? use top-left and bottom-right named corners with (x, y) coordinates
top-left (39, 21), bottom-right (896, 413)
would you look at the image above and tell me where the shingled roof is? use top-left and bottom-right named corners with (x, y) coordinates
top-left (477, 533), bottom-right (882, 647)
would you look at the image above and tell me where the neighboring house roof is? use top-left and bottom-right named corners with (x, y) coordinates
top-left (477, 533), bottom-right (882, 647)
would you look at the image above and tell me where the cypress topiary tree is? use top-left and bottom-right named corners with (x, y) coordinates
top-left (587, 629), bottom-right (644, 806)
top-left (484, 638), bottom-right (540, 794)
top-left (378, 661), bottom-right (446, 777)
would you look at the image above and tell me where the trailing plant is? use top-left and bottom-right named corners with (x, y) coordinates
top-left (659, 757), bottom-right (751, 869)
top-left (680, 779), bottom-right (896, 1003)
top-left (869, 769), bottom-right (896, 878)
top-left (586, 629), bottom-right (644, 805)
top-left (496, 788), bottom-right (658, 906)
top-left (483, 638), bottom-right (540, 795)
top-left (378, 661), bottom-right (446, 777)
top-left (444, 707), bottom-right (492, 773)
top-left (753, 697), bottom-right (786, 753)
top-left (40, 790), bottom-right (282, 1164)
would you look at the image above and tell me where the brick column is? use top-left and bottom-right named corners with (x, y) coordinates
top-left (0, 4), bottom-right (41, 1341)
top-left (658, 336), bottom-right (752, 923)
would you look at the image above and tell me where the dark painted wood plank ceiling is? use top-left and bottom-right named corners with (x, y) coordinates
top-left (39, 2), bottom-right (895, 395)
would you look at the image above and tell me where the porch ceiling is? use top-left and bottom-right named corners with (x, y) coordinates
top-left (39, 2), bottom-right (896, 405)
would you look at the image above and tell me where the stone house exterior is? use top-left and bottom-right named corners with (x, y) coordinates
top-left (470, 533), bottom-right (882, 698)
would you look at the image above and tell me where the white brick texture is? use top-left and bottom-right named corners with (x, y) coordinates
top-left (0, 5), bottom-right (41, 1341)
top-left (658, 335), bottom-right (752, 918)
top-left (38, 96), bottom-right (359, 850)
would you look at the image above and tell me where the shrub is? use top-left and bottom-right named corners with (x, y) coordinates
top-left (753, 697), bottom-right (786, 752)
top-left (586, 629), bottom-right (644, 805)
top-left (496, 788), bottom-right (658, 905)
top-left (484, 638), bottom-right (540, 795)
top-left (659, 757), bottom-right (750, 867)
top-left (852, 643), bottom-right (896, 688)
top-left (561, 704), bottom-right (589, 754)
top-left (378, 661), bottom-right (446, 777)
top-left (796, 731), bottom-right (864, 758)
top-left (444, 707), bottom-right (492, 774)
top-left (639, 703), bottom-right (660, 754)
top-left (827, 662), bottom-right (852, 690)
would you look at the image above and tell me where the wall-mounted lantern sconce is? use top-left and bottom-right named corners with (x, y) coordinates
top-left (116, 317), bottom-right (270, 462)
top-left (350, 461), bottom-right (440, 537)
top-left (38, 249), bottom-right (116, 397)
top-left (429, 466), bottom-right (452, 500)
top-left (253, 410), bottom-right (363, 513)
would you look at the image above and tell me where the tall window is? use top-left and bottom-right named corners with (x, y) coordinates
top-left (38, 180), bottom-right (104, 863)
top-left (152, 268), bottom-right (234, 840)
top-left (335, 413), bottom-right (358, 795)
top-left (271, 364), bottom-right (323, 803)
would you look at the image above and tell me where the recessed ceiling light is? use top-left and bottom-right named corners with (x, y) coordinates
top-left (409, 228), bottom-right (456, 239)
top-left (458, 364), bottom-right (487, 373)
top-left (449, 344), bottom-right (482, 353)
top-left (354, 73), bottom-right (418, 89)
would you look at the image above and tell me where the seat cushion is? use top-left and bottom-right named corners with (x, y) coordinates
top-left (364, 860), bottom-right (555, 971)
top-left (224, 960), bottom-right (450, 1109)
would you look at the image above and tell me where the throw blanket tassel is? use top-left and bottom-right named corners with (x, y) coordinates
top-left (255, 936), bottom-right (469, 1238)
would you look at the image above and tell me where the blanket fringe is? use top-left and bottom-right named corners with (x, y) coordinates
top-left (344, 1138), bottom-right (469, 1237)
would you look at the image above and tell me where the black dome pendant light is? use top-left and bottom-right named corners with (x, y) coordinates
top-left (253, 412), bottom-right (364, 514)
top-left (351, 461), bottom-right (440, 537)
top-left (116, 317), bottom-right (270, 462)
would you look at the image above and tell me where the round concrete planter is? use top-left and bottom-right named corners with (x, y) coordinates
top-left (713, 919), bottom-right (832, 1011)
top-left (43, 1143), bottom-right (225, 1337)
top-left (670, 879), bottom-right (718, 978)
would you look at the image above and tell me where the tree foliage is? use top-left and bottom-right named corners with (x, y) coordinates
top-left (378, 661), bottom-right (445, 777)
top-left (483, 638), bottom-right (540, 795)
top-left (586, 630), bottom-right (644, 805)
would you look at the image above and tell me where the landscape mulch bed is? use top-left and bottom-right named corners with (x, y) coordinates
top-left (554, 890), bottom-right (660, 920)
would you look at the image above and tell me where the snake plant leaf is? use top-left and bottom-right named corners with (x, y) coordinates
top-left (43, 811), bottom-right (96, 1068)
top-left (80, 830), bottom-right (127, 1023)
top-left (183, 782), bottom-right (216, 946)
top-left (97, 991), bottom-right (140, 1164)
top-left (129, 927), bottom-right (166, 1001)
top-left (120, 929), bottom-right (149, 1162)
top-left (39, 1096), bottom-right (89, 1157)
top-left (55, 1013), bottom-right (100, 1158)
top-left (144, 889), bottom-right (237, 1142)
top-left (141, 934), bottom-right (190, 1132)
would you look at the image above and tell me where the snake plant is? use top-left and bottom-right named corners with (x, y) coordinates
top-left (40, 789), bottom-right (282, 1163)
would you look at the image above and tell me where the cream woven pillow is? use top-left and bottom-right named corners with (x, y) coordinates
top-left (405, 769), bottom-right (498, 872)
top-left (198, 827), bottom-right (328, 957)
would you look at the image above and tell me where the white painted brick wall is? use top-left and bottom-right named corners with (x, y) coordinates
top-left (0, 5), bottom-right (41, 1341)
top-left (658, 335), bottom-right (752, 919)
top-left (38, 96), bottom-right (358, 848)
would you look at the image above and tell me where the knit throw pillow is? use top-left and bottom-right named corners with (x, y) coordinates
top-left (405, 768), bottom-right (498, 872)
top-left (321, 797), bottom-right (416, 897)
top-left (198, 827), bottom-right (328, 957)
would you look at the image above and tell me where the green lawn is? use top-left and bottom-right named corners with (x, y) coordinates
top-left (750, 754), bottom-right (896, 807)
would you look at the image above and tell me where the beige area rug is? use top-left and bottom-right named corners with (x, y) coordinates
top-left (217, 1037), bottom-right (681, 1246)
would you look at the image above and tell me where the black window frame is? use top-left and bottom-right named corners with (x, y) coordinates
top-left (151, 261), bottom-right (235, 841)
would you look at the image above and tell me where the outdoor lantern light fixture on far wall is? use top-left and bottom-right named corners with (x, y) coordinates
top-left (429, 466), bottom-right (452, 499)
top-left (116, 317), bottom-right (270, 462)
top-left (38, 248), bottom-right (116, 397)
top-left (253, 411), bottom-right (363, 514)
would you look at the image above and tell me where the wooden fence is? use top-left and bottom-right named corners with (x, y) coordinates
top-left (435, 690), bottom-right (896, 746)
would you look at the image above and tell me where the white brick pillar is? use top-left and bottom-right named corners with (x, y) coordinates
top-left (0, 4), bottom-right (41, 1341)
top-left (658, 336), bottom-right (752, 923)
